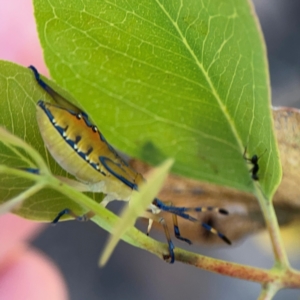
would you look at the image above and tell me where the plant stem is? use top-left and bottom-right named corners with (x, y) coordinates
top-left (0, 128), bottom-right (50, 173)
top-left (46, 173), bottom-right (300, 290)
top-left (2, 167), bottom-right (299, 293)
top-left (257, 283), bottom-right (280, 300)
top-left (175, 249), bottom-right (300, 288)
top-left (254, 185), bottom-right (289, 269)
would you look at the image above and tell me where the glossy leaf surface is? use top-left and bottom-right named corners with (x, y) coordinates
top-left (33, 0), bottom-right (281, 197)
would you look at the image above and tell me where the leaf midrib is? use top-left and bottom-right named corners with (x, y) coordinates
top-left (155, 0), bottom-right (245, 153)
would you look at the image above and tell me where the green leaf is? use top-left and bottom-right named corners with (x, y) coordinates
top-left (33, 0), bottom-right (281, 198)
top-left (100, 158), bottom-right (173, 266)
top-left (0, 133), bottom-right (166, 258)
top-left (0, 61), bottom-right (103, 220)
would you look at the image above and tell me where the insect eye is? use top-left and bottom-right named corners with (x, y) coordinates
top-left (76, 113), bottom-right (82, 119)
top-left (92, 126), bottom-right (98, 132)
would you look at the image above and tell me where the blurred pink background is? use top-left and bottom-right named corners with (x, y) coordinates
top-left (0, 1), bottom-right (67, 299)
top-left (0, 0), bottom-right (47, 74)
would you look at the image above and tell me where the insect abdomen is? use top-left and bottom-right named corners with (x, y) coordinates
top-left (36, 101), bottom-right (107, 183)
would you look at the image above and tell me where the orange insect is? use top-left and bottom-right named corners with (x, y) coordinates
top-left (29, 66), bottom-right (231, 263)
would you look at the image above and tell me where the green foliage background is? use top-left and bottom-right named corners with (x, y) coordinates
top-left (32, 0), bottom-right (281, 198)
top-left (0, 1), bottom-right (281, 220)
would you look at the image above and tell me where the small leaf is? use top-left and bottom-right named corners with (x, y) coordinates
top-left (99, 158), bottom-right (173, 266)
top-left (0, 181), bottom-right (44, 216)
top-left (0, 61), bottom-right (103, 220)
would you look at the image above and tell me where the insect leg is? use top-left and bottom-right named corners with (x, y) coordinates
top-left (146, 218), bottom-right (154, 236)
top-left (183, 213), bottom-right (231, 244)
top-left (52, 209), bottom-right (95, 224)
top-left (19, 168), bottom-right (40, 174)
top-left (243, 146), bottom-right (251, 162)
top-left (158, 201), bottom-right (192, 245)
top-left (153, 198), bottom-right (231, 245)
top-left (173, 206), bottom-right (228, 215)
top-left (153, 199), bottom-right (228, 215)
top-left (172, 213), bottom-right (192, 245)
top-left (143, 211), bottom-right (175, 263)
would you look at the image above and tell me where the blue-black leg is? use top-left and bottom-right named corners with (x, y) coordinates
top-left (163, 201), bottom-right (225, 245)
top-left (19, 168), bottom-right (40, 174)
top-left (52, 209), bottom-right (93, 224)
top-left (144, 211), bottom-right (175, 263)
top-left (172, 214), bottom-right (192, 245)
top-left (159, 216), bottom-right (175, 263)
top-left (183, 206), bottom-right (228, 215)
top-left (153, 198), bottom-right (231, 245)
top-left (153, 199), bottom-right (228, 216)
top-left (162, 202), bottom-right (192, 245)
top-left (165, 239), bottom-right (175, 264)
top-left (201, 223), bottom-right (231, 245)
top-left (156, 215), bottom-right (175, 263)
top-left (52, 209), bottom-right (71, 224)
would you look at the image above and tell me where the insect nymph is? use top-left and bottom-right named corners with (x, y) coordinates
top-left (30, 66), bottom-right (231, 263)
